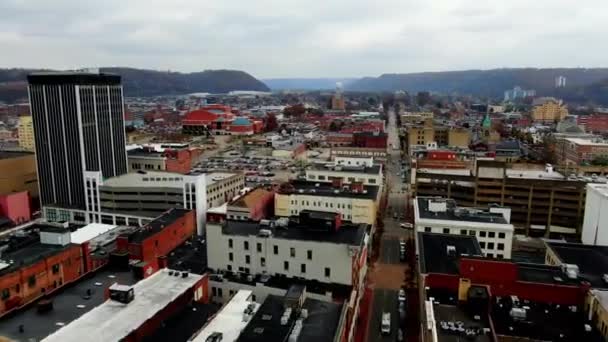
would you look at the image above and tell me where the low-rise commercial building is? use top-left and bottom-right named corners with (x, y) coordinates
top-left (53, 170), bottom-right (243, 234)
top-left (127, 145), bottom-right (202, 174)
top-left (414, 197), bottom-right (514, 258)
top-left (330, 147), bottom-right (388, 162)
top-left (42, 268), bottom-right (209, 342)
top-left (418, 232), bottom-right (601, 342)
top-left (531, 97), bottom-right (568, 123)
top-left (305, 164), bottom-right (383, 187)
top-left (275, 180), bottom-right (379, 225)
top-left (413, 160), bottom-right (588, 237)
top-left (556, 137), bottom-right (608, 166)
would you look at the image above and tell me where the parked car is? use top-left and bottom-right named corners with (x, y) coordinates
top-left (400, 223), bottom-right (413, 229)
top-left (381, 312), bottom-right (391, 335)
top-left (398, 289), bottom-right (406, 302)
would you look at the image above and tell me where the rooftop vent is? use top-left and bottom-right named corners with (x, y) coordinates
top-left (428, 199), bottom-right (447, 213)
top-left (446, 245), bottom-right (456, 257)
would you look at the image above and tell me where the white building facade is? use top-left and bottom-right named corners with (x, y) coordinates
top-left (582, 184), bottom-right (608, 246)
top-left (414, 197), bottom-right (514, 259)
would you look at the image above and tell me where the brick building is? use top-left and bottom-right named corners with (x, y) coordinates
top-left (0, 191), bottom-right (31, 226)
top-left (353, 131), bottom-right (387, 148)
top-left (556, 137), bottom-right (608, 166)
top-left (116, 209), bottom-right (195, 273)
top-left (578, 114), bottom-right (608, 133)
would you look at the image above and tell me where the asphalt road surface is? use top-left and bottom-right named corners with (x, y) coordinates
top-left (367, 289), bottom-right (400, 342)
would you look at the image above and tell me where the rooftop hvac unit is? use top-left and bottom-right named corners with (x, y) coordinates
top-left (109, 284), bottom-right (134, 304)
top-left (561, 264), bottom-right (579, 279)
top-left (510, 307), bottom-right (527, 321)
top-left (446, 245), bottom-right (456, 257)
top-left (260, 219), bottom-right (271, 226)
top-left (258, 229), bottom-right (272, 238)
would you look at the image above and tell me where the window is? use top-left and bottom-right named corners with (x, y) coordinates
top-left (274, 245), bottom-right (278, 255)
top-left (261, 257), bottom-right (266, 267)
top-left (229, 252), bottom-right (234, 261)
top-left (479, 231), bottom-right (486, 238)
top-left (290, 247), bottom-right (296, 257)
top-left (257, 243), bottom-right (262, 252)
top-left (1, 288), bottom-right (9, 300)
top-left (318, 175), bottom-right (326, 180)
top-left (218, 288), bottom-right (223, 297)
top-left (479, 242), bottom-right (486, 248)
top-left (325, 267), bottom-right (331, 277)
top-left (155, 240), bottom-right (159, 247)
top-left (301, 264), bottom-right (306, 273)
top-left (498, 232), bottom-right (506, 239)
top-left (469, 230), bottom-right (476, 236)
top-left (488, 232), bottom-right (496, 238)
top-left (497, 243), bottom-right (505, 251)
top-left (228, 239), bottom-right (233, 248)
top-left (284, 261), bottom-right (289, 271)
top-left (28, 275), bottom-right (36, 288)
top-left (212, 287), bottom-right (217, 297)
top-left (52, 264), bottom-right (60, 274)
top-left (244, 241), bottom-right (249, 250)
top-left (245, 255), bottom-right (251, 264)
top-left (487, 253), bottom-right (494, 258)
top-left (487, 242), bottom-right (495, 249)
top-left (497, 254), bottom-right (504, 259)
top-left (227, 265), bottom-right (232, 271)
top-left (424, 227), bottom-right (432, 233)
top-left (369, 179), bottom-right (376, 184)
top-left (460, 229), bottom-right (467, 235)
top-left (442, 228), bottom-right (450, 234)
top-left (307, 250), bottom-right (312, 260)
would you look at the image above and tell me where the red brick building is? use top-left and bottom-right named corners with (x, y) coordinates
top-left (352, 131), bottom-right (388, 148)
top-left (116, 209), bottom-right (195, 274)
top-left (0, 224), bottom-right (86, 316)
top-left (577, 114), bottom-right (608, 133)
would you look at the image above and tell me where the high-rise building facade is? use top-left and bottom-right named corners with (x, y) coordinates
top-left (17, 116), bottom-right (35, 151)
top-left (27, 71), bottom-right (128, 216)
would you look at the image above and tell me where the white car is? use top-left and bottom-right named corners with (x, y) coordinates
top-left (381, 312), bottom-right (391, 335)
top-left (398, 289), bottom-right (406, 302)
top-left (400, 223), bottom-right (413, 229)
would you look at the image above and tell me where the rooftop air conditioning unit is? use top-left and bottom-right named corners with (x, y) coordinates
top-left (446, 245), bottom-right (456, 257)
top-left (258, 229), bottom-right (272, 238)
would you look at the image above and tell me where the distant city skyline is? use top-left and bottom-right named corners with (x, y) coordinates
top-left (1, 0), bottom-right (607, 78)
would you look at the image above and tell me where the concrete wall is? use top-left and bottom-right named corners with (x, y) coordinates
top-left (274, 193), bottom-right (376, 225)
top-left (206, 223), bottom-right (358, 286)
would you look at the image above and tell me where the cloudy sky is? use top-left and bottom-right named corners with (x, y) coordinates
top-left (0, 0), bottom-right (606, 78)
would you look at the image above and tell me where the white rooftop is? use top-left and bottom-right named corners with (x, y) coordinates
top-left (206, 172), bottom-right (237, 185)
top-left (591, 289), bottom-right (608, 309)
top-left (102, 171), bottom-right (186, 188)
top-left (42, 269), bottom-right (203, 342)
top-left (505, 169), bottom-right (565, 180)
top-left (418, 168), bottom-right (472, 176)
top-left (190, 290), bottom-right (258, 342)
top-left (588, 183), bottom-right (608, 198)
top-left (207, 202), bottom-right (228, 214)
top-left (70, 223), bottom-right (117, 244)
top-left (564, 137), bottom-right (608, 146)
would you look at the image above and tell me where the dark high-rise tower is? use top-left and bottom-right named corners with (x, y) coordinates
top-left (28, 71), bottom-right (128, 211)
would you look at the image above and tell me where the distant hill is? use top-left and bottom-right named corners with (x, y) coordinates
top-left (347, 68), bottom-right (608, 102)
top-left (263, 78), bottom-right (357, 90)
top-left (0, 67), bottom-right (269, 103)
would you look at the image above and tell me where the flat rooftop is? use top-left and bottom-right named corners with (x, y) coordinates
top-left (279, 180), bottom-right (379, 200)
top-left (167, 237), bottom-right (208, 275)
top-left (0, 268), bottom-right (138, 341)
top-left (221, 219), bottom-right (367, 246)
top-left (416, 197), bottom-right (510, 225)
top-left (0, 237), bottom-right (70, 277)
top-left (102, 171), bottom-right (186, 188)
top-left (127, 208), bottom-right (192, 244)
top-left (190, 290), bottom-right (258, 342)
top-left (418, 232), bottom-right (483, 274)
top-left (27, 72), bottom-right (121, 85)
top-left (43, 269), bottom-right (203, 342)
top-left (491, 296), bottom-right (604, 341)
top-left (309, 164), bottom-right (382, 175)
top-left (229, 187), bottom-right (273, 209)
top-left (565, 137), bottom-right (608, 146)
top-left (588, 183), bottom-right (608, 198)
top-left (433, 303), bottom-right (493, 342)
top-left (545, 241), bottom-right (608, 288)
top-left (237, 294), bottom-right (344, 342)
top-left (141, 301), bottom-right (219, 342)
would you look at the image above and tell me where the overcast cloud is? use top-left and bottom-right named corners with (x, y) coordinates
top-left (0, 0), bottom-right (606, 78)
